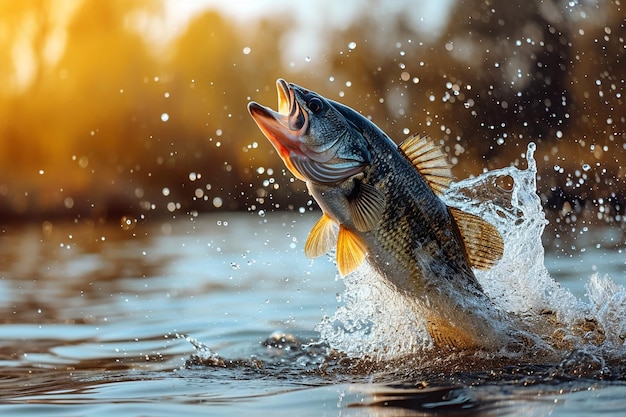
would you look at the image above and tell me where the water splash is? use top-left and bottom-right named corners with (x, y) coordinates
top-left (175, 333), bottom-right (225, 366)
top-left (317, 143), bottom-right (626, 362)
top-left (317, 262), bottom-right (431, 359)
top-left (445, 143), bottom-right (581, 319)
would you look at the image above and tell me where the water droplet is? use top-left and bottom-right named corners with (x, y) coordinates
top-left (348, 41), bottom-right (357, 50)
top-left (120, 215), bottom-right (137, 230)
top-left (161, 113), bottom-right (169, 122)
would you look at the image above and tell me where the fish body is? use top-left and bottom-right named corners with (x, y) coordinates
top-left (248, 79), bottom-right (510, 350)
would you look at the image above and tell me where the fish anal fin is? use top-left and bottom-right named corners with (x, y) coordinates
top-left (448, 207), bottom-right (504, 270)
top-left (304, 214), bottom-right (337, 259)
top-left (348, 182), bottom-right (386, 232)
top-left (336, 225), bottom-right (367, 276)
top-left (398, 134), bottom-right (454, 196)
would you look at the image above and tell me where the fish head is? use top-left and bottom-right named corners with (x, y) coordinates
top-left (248, 79), bottom-right (370, 184)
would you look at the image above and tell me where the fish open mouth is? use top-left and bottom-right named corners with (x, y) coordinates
top-left (247, 79), bottom-right (309, 181)
top-left (248, 79), bottom-right (368, 184)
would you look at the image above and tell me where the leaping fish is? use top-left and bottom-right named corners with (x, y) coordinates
top-left (248, 79), bottom-right (511, 350)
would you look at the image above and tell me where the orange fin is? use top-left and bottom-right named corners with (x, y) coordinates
top-left (348, 182), bottom-right (386, 232)
top-left (448, 207), bottom-right (504, 270)
top-left (399, 134), bottom-right (454, 196)
top-left (336, 225), bottom-right (367, 276)
top-left (304, 214), bottom-right (337, 258)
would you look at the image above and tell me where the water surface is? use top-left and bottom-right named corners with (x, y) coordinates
top-left (0, 210), bottom-right (625, 416)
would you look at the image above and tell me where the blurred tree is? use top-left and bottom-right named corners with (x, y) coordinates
top-left (160, 11), bottom-right (300, 213)
top-left (0, 0), bottom-right (622, 229)
top-left (320, 0), bottom-right (625, 228)
top-left (0, 0), bottom-right (165, 219)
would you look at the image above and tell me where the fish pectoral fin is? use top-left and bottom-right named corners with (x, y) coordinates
top-left (448, 207), bottom-right (504, 270)
top-left (336, 225), bottom-right (367, 276)
top-left (398, 134), bottom-right (454, 196)
top-left (304, 214), bottom-right (337, 258)
top-left (348, 182), bottom-right (386, 232)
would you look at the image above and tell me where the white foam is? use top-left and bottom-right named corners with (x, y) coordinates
top-left (587, 274), bottom-right (626, 347)
top-left (316, 262), bottom-right (432, 359)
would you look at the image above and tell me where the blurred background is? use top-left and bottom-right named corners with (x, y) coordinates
top-left (0, 0), bottom-right (624, 239)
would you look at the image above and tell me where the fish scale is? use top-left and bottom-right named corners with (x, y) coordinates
top-left (337, 104), bottom-right (482, 295)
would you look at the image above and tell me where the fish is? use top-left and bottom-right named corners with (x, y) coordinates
top-left (247, 79), bottom-right (513, 351)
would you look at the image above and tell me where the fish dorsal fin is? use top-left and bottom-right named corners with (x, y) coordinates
top-left (448, 207), bottom-right (504, 270)
top-left (336, 225), bottom-right (367, 276)
top-left (348, 182), bottom-right (386, 232)
top-left (304, 214), bottom-right (337, 259)
top-left (399, 134), bottom-right (454, 196)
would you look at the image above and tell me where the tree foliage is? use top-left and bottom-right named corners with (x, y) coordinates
top-left (0, 0), bottom-right (623, 228)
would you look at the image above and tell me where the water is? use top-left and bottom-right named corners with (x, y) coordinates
top-left (1, 150), bottom-right (625, 416)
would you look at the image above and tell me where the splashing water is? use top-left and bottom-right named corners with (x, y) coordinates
top-left (175, 333), bottom-right (225, 366)
top-left (317, 143), bottom-right (626, 362)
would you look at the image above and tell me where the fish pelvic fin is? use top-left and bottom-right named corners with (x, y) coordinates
top-left (336, 225), bottom-right (367, 276)
top-left (348, 182), bottom-right (386, 232)
top-left (448, 207), bottom-right (504, 270)
top-left (304, 213), bottom-right (337, 259)
top-left (398, 134), bottom-right (454, 196)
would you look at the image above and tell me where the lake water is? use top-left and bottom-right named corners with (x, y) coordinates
top-left (1, 147), bottom-right (626, 417)
top-left (0, 211), bottom-right (624, 417)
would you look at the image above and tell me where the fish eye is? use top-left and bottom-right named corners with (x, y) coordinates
top-left (307, 97), bottom-right (323, 114)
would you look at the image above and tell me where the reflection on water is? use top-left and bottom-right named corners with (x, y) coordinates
top-left (0, 213), bottom-right (625, 416)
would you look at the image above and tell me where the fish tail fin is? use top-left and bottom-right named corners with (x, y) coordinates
top-left (426, 315), bottom-right (482, 350)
